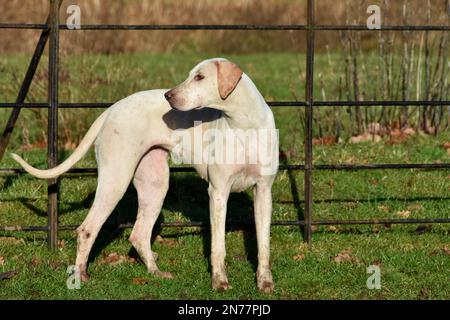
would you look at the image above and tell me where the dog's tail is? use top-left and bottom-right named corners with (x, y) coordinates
top-left (11, 110), bottom-right (108, 179)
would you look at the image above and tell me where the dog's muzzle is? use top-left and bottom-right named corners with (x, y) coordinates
top-left (164, 90), bottom-right (179, 110)
top-left (164, 90), bottom-right (174, 101)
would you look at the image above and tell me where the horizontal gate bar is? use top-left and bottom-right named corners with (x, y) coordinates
top-left (0, 23), bottom-right (49, 29)
top-left (0, 102), bottom-right (310, 108)
top-left (1, 163), bottom-right (449, 176)
top-left (314, 25), bottom-right (450, 31)
top-left (314, 101), bottom-right (450, 107)
top-left (313, 163), bottom-right (450, 170)
top-left (0, 24), bottom-right (449, 31)
top-left (1, 101), bottom-right (449, 109)
top-left (1, 217), bottom-right (449, 232)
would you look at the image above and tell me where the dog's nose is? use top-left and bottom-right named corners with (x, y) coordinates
top-left (164, 91), bottom-right (174, 101)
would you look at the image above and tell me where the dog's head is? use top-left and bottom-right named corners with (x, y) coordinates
top-left (164, 58), bottom-right (243, 111)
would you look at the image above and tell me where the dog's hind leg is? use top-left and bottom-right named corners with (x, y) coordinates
top-left (129, 148), bottom-right (172, 279)
top-left (75, 152), bottom-right (139, 282)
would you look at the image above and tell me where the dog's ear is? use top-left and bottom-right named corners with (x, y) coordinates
top-left (215, 60), bottom-right (243, 100)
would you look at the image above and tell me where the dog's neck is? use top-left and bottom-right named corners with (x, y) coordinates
top-left (215, 74), bottom-right (270, 130)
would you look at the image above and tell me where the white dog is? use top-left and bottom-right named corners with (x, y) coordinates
top-left (12, 58), bottom-right (279, 293)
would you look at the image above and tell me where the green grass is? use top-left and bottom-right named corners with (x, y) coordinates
top-left (1, 136), bottom-right (449, 300)
top-left (0, 52), bottom-right (449, 299)
top-left (2, 51), bottom-right (448, 149)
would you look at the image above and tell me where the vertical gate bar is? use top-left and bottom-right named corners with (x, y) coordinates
top-left (47, 0), bottom-right (60, 250)
top-left (304, 0), bottom-right (315, 246)
top-left (0, 10), bottom-right (58, 160)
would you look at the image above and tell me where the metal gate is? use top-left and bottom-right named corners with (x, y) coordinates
top-left (0, 0), bottom-right (448, 249)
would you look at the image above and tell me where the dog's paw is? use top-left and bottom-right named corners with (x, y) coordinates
top-left (258, 280), bottom-right (274, 294)
top-left (80, 271), bottom-right (90, 282)
top-left (212, 274), bottom-right (232, 292)
top-left (213, 281), bottom-right (232, 292)
top-left (153, 270), bottom-right (173, 279)
top-left (257, 269), bottom-right (274, 294)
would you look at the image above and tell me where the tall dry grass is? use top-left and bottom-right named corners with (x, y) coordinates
top-left (0, 0), bottom-right (449, 54)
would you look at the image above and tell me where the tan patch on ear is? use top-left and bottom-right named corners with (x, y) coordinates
top-left (215, 60), bottom-right (243, 100)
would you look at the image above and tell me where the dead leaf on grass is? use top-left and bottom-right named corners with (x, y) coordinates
top-left (443, 246), bottom-right (450, 255)
top-left (349, 133), bottom-right (382, 144)
top-left (345, 156), bottom-right (356, 163)
top-left (0, 270), bottom-right (18, 280)
top-left (0, 237), bottom-right (25, 245)
top-left (371, 260), bottom-right (382, 266)
top-left (441, 142), bottom-right (450, 156)
top-left (333, 248), bottom-right (361, 264)
top-left (155, 235), bottom-right (178, 246)
top-left (293, 254), bottom-right (305, 261)
top-left (48, 261), bottom-right (64, 270)
top-left (132, 277), bottom-right (148, 285)
top-left (30, 258), bottom-right (42, 267)
top-left (21, 141), bottom-right (46, 150)
top-left (430, 246), bottom-right (450, 256)
top-left (0, 256), bottom-right (4, 266)
top-left (327, 225), bottom-right (339, 233)
top-left (419, 287), bottom-right (430, 300)
top-left (396, 210), bottom-right (411, 218)
top-left (372, 226), bottom-right (381, 234)
top-left (386, 128), bottom-right (414, 145)
top-left (313, 136), bottom-right (337, 146)
top-left (403, 127), bottom-right (416, 136)
top-left (327, 179), bottom-right (336, 188)
top-left (99, 253), bottom-right (136, 266)
top-left (378, 205), bottom-right (390, 212)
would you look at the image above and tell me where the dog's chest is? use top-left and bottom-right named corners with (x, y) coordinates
top-left (169, 116), bottom-right (277, 189)
top-left (230, 165), bottom-right (262, 192)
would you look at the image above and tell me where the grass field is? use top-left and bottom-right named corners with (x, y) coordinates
top-left (2, 51), bottom-right (448, 148)
top-left (0, 52), bottom-right (449, 299)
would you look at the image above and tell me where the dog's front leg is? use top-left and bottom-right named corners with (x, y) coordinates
top-left (208, 184), bottom-right (231, 291)
top-left (254, 181), bottom-right (274, 293)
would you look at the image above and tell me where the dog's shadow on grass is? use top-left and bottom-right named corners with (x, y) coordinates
top-left (87, 173), bottom-right (258, 272)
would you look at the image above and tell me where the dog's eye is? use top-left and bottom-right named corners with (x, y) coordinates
top-left (194, 74), bottom-right (205, 81)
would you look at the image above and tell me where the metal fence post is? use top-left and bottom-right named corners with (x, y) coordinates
top-left (304, 0), bottom-right (315, 246)
top-left (47, 0), bottom-right (60, 250)
top-left (0, 2), bottom-right (62, 161)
